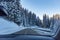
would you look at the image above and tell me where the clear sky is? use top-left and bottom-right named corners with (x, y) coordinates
top-left (21, 0), bottom-right (60, 19)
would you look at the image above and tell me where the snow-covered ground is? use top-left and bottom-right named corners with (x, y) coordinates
top-left (0, 18), bottom-right (52, 35)
top-left (0, 17), bottom-right (60, 38)
top-left (0, 18), bottom-right (27, 35)
top-left (31, 20), bottom-right (60, 37)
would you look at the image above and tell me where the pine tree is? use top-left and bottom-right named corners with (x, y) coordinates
top-left (36, 17), bottom-right (42, 27)
top-left (32, 13), bottom-right (36, 25)
top-left (28, 11), bottom-right (32, 26)
top-left (43, 14), bottom-right (50, 28)
top-left (6, 0), bottom-right (22, 25)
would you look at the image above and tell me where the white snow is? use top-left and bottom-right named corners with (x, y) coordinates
top-left (0, 17), bottom-right (60, 38)
top-left (0, 18), bottom-right (52, 35)
top-left (32, 19), bottom-right (60, 37)
top-left (52, 20), bottom-right (60, 37)
top-left (0, 18), bottom-right (26, 35)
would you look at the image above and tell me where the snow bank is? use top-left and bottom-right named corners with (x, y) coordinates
top-left (0, 18), bottom-right (26, 35)
top-left (0, 17), bottom-right (59, 37)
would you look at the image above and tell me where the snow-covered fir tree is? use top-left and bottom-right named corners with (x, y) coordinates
top-left (43, 14), bottom-right (50, 28)
top-left (0, 0), bottom-right (58, 28)
top-left (36, 17), bottom-right (42, 27)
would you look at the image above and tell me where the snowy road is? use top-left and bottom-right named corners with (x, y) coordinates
top-left (0, 18), bottom-right (59, 40)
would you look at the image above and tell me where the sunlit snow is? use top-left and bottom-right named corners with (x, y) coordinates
top-left (0, 18), bottom-right (25, 35)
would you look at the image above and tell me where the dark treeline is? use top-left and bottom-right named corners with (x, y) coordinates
top-left (8, 7), bottom-right (43, 27)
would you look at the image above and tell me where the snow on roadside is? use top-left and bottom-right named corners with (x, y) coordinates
top-left (0, 18), bottom-right (26, 35)
top-left (0, 17), bottom-right (59, 37)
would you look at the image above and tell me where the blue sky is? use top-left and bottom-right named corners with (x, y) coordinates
top-left (21, 0), bottom-right (60, 19)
